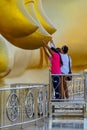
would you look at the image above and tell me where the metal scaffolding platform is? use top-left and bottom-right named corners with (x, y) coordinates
top-left (0, 72), bottom-right (87, 130)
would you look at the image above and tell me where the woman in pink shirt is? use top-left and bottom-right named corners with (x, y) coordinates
top-left (43, 40), bottom-right (61, 99)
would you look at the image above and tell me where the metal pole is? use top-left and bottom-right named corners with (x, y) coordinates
top-left (84, 71), bottom-right (87, 118)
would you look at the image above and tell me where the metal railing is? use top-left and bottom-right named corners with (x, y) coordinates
top-left (0, 83), bottom-right (50, 129)
top-left (49, 72), bottom-right (87, 117)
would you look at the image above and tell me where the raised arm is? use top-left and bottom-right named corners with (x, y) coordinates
top-left (43, 45), bottom-right (49, 57)
top-left (50, 39), bottom-right (55, 48)
top-left (42, 40), bottom-right (53, 56)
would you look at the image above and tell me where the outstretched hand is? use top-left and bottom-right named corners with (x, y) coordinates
top-left (50, 39), bottom-right (55, 48)
top-left (42, 39), bottom-right (53, 56)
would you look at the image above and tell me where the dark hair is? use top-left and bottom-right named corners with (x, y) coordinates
top-left (56, 47), bottom-right (61, 52)
top-left (51, 47), bottom-right (57, 52)
top-left (62, 45), bottom-right (68, 54)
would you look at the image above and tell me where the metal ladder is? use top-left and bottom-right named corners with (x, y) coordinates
top-left (50, 100), bottom-right (85, 118)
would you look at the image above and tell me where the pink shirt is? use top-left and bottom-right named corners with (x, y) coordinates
top-left (49, 52), bottom-right (61, 74)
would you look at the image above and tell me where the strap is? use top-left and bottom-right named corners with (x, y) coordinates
top-left (68, 55), bottom-right (71, 73)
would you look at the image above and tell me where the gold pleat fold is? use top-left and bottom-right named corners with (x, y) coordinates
top-left (0, 35), bottom-right (13, 78)
top-left (2, 0), bottom-right (52, 50)
top-left (0, 0), bottom-right (38, 38)
top-left (34, 0), bottom-right (56, 34)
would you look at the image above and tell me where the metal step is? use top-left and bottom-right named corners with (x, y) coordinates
top-left (50, 101), bottom-right (85, 117)
top-left (52, 108), bottom-right (84, 117)
top-left (52, 112), bottom-right (83, 117)
top-left (49, 118), bottom-right (84, 130)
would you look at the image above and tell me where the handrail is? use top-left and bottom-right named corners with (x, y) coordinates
top-left (0, 83), bottom-right (49, 91)
top-left (50, 73), bottom-right (84, 76)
